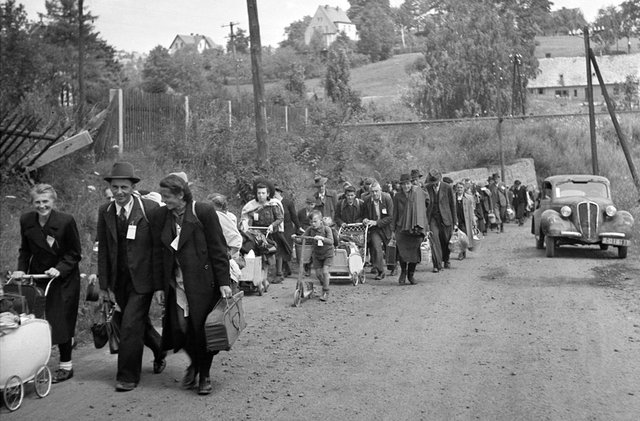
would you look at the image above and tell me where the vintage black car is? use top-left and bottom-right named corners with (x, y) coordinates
top-left (531, 175), bottom-right (634, 258)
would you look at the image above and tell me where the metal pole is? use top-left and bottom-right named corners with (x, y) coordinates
top-left (285, 106), bottom-right (288, 132)
top-left (118, 88), bottom-right (123, 158)
top-left (590, 48), bottom-right (640, 195)
top-left (185, 96), bottom-right (189, 142)
top-left (228, 100), bottom-right (232, 128)
top-left (584, 27), bottom-right (599, 175)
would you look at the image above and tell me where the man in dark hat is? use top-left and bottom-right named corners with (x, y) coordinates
top-left (425, 169), bottom-right (457, 272)
top-left (410, 169), bottom-right (423, 187)
top-left (97, 162), bottom-right (165, 392)
top-left (511, 179), bottom-right (527, 226)
top-left (312, 175), bottom-right (338, 221)
top-left (274, 184), bottom-right (300, 278)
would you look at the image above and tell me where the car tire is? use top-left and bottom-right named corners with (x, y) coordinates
top-left (536, 231), bottom-right (545, 250)
top-left (618, 246), bottom-right (628, 259)
top-left (545, 237), bottom-right (556, 257)
top-left (599, 244), bottom-right (609, 251)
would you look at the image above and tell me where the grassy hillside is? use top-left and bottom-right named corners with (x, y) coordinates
top-left (535, 35), bottom-right (640, 58)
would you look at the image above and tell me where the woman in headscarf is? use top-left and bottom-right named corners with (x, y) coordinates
top-left (151, 174), bottom-right (232, 395)
top-left (454, 182), bottom-right (476, 258)
top-left (392, 173), bottom-right (429, 285)
top-left (12, 183), bottom-right (82, 383)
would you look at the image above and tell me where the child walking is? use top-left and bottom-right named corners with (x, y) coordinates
top-left (303, 210), bottom-right (335, 302)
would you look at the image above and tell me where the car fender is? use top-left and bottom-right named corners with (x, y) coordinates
top-left (601, 210), bottom-right (635, 239)
top-left (540, 209), bottom-right (575, 237)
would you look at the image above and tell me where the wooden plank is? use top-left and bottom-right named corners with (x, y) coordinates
top-left (26, 131), bottom-right (93, 170)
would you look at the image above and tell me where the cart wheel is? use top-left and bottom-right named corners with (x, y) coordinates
top-left (35, 365), bottom-right (52, 398)
top-left (3, 375), bottom-right (24, 411)
top-left (293, 288), bottom-right (302, 307)
top-left (351, 273), bottom-right (359, 286)
top-left (359, 273), bottom-right (366, 284)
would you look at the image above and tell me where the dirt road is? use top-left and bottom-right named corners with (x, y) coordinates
top-left (5, 223), bottom-right (640, 420)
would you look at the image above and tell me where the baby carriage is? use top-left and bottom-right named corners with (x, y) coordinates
top-left (238, 226), bottom-right (273, 296)
top-left (328, 223), bottom-right (369, 286)
top-left (0, 274), bottom-right (53, 411)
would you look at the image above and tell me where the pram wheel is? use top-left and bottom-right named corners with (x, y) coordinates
top-left (3, 375), bottom-right (24, 411)
top-left (292, 288), bottom-right (302, 307)
top-left (257, 283), bottom-right (264, 296)
top-left (359, 273), bottom-right (366, 284)
top-left (34, 365), bottom-right (52, 398)
top-left (351, 273), bottom-right (359, 286)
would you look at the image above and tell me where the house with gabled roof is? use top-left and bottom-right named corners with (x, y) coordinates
top-left (528, 53), bottom-right (640, 100)
top-left (304, 5), bottom-right (358, 47)
top-left (168, 34), bottom-right (222, 54)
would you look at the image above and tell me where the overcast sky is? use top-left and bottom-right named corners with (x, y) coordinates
top-left (18, 0), bottom-right (621, 54)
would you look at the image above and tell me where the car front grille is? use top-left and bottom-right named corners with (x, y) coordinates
top-left (577, 201), bottom-right (599, 241)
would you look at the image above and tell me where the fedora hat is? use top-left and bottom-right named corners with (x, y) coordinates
top-left (104, 162), bottom-right (140, 183)
top-left (400, 173), bottom-right (412, 183)
top-left (305, 195), bottom-right (317, 204)
top-left (313, 175), bottom-right (328, 187)
top-left (410, 169), bottom-right (423, 180)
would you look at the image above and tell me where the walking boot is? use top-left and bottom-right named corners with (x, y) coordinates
top-left (398, 271), bottom-right (406, 285)
top-left (407, 271), bottom-right (416, 285)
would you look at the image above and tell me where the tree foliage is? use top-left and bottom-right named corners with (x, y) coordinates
top-left (324, 47), bottom-right (361, 114)
top-left (348, 0), bottom-right (396, 62)
top-left (279, 16), bottom-right (312, 53)
top-left (402, 0), bottom-right (538, 119)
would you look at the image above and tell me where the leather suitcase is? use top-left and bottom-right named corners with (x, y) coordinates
top-left (205, 291), bottom-right (246, 352)
top-left (385, 240), bottom-right (397, 269)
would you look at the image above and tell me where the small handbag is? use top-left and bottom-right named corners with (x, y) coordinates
top-left (204, 291), bottom-right (246, 352)
top-left (91, 302), bottom-right (120, 353)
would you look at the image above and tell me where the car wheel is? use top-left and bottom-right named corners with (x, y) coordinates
top-left (618, 246), bottom-right (628, 259)
top-left (536, 231), bottom-right (545, 250)
top-left (599, 244), bottom-right (609, 251)
top-left (545, 237), bottom-right (556, 257)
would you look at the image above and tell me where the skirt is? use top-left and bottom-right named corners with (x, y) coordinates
top-left (396, 231), bottom-right (424, 263)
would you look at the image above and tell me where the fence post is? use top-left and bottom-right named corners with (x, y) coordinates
top-left (285, 106), bottom-right (289, 132)
top-left (117, 88), bottom-right (123, 157)
top-left (305, 107), bottom-right (308, 126)
top-left (185, 96), bottom-right (189, 142)
top-left (228, 100), bottom-right (232, 128)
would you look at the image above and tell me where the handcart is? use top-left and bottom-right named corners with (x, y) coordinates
top-left (329, 223), bottom-right (369, 286)
top-left (292, 236), bottom-right (315, 307)
top-left (0, 275), bottom-right (53, 411)
top-left (238, 226), bottom-right (270, 296)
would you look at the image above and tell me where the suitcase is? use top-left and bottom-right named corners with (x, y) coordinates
top-left (204, 291), bottom-right (246, 352)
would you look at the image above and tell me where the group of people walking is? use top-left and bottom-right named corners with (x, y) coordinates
top-left (12, 162), bottom-right (232, 395)
top-left (9, 161), bottom-right (531, 396)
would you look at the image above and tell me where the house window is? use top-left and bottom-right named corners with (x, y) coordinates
top-left (555, 90), bottom-right (569, 97)
top-left (574, 90), bottom-right (578, 97)
top-left (538, 88), bottom-right (544, 94)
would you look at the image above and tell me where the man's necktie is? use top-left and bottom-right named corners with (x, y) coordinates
top-left (118, 206), bottom-right (127, 235)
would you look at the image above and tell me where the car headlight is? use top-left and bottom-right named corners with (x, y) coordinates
top-left (560, 206), bottom-right (572, 217)
top-left (605, 205), bottom-right (617, 217)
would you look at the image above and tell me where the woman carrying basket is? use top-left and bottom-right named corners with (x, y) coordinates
top-left (11, 183), bottom-right (82, 383)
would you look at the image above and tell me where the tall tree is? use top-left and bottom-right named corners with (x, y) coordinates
top-left (595, 6), bottom-right (624, 52)
top-left (0, 1), bottom-right (41, 110)
top-left (350, 0), bottom-right (396, 61)
top-left (620, 0), bottom-right (640, 51)
top-left (227, 27), bottom-right (249, 54)
top-left (324, 47), bottom-right (361, 113)
top-left (279, 16), bottom-right (312, 53)
top-left (402, 0), bottom-right (538, 119)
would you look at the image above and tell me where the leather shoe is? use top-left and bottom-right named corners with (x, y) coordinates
top-left (153, 352), bottom-right (167, 374)
top-left (390, 267), bottom-right (397, 276)
top-left (115, 381), bottom-right (137, 392)
top-left (181, 365), bottom-right (197, 389)
top-left (52, 368), bottom-right (73, 383)
top-left (444, 261), bottom-right (451, 269)
top-left (198, 377), bottom-right (212, 395)
top-left (432, 267), bottom-right (440, 273)
top-left (408, 273), bottom-right (416, 285)
top-left (374, 271), bottom-right (385, 280)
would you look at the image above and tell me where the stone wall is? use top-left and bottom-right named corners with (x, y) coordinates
top-left (444, 158), bottom-right (538, 188)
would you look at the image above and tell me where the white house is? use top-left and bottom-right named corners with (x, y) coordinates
top-left (528, 53), bottom-right (640, 100)
top-left (304, 5), bottom-right (358, 48)
top-left (168, 34), bottom-right (222, 54)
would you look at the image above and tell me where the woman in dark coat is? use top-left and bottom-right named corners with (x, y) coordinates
top-left (392, 174), bottom-right (428, 285)
top-left (151, 174), bottom-right (232, 395)
top-left (12, 184), bottom-right (81, 383)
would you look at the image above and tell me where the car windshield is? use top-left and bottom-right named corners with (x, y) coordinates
top-left (555, 181), bottom-right (609, 198)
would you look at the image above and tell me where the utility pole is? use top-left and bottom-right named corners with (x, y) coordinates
top-left (77, 0), bottom-right (85, 128)
top-left (584, 26), bottom-right (599, 175)
top-left (495, 64), bottom-right (505, 182)
top-left (222, 21), bottom-right (241, 98)
top-left (246, 0), bottom-right (268, 168)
